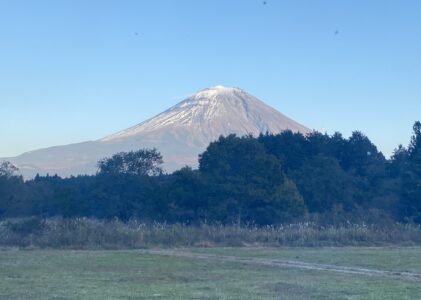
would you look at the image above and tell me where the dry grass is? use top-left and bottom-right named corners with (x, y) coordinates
top-left (1, 217), bottom-right (421, 249)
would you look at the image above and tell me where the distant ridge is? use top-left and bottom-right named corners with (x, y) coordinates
top-left (5, 86), bottom-right (310, 178)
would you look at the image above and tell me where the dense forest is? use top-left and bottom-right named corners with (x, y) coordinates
top-left (1, 121), bottom-right (420, 226)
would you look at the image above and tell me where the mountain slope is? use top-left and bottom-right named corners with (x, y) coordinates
top-left (5, 86), bottom-right (310, 178)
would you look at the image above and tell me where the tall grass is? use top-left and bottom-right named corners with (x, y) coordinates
top-left (1, 217), bottom-right (421, 249)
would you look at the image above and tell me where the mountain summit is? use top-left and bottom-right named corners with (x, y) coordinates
top-left (102, 86), bottom-right (308, 143)
top-left (5, 86), bottom-right (310, 178)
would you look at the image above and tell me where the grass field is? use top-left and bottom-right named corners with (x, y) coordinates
top-left (1, 247), bottom-right (420, 299)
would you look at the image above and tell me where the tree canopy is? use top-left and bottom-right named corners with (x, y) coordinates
top-left (199, 135), bottom-right (305, 224)
top-left (0, 161), bottom-right (19, 178)
top-left (1, 122), bottom-right (420, 225)
top-left (97, 148), bottom-right (163, 176)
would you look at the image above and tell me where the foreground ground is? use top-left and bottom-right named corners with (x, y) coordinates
top-left (0, 247), bottom-right (420, 299)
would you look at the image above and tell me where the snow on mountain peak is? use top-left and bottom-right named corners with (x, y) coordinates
top-left (100, 86), bottom-right (309, 143)
top-left (191, 85), bottom-right (238, 101)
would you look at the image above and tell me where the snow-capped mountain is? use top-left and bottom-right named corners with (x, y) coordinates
top-left (4, 86), bottom-right (310, 178)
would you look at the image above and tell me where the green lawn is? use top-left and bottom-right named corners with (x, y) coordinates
top-left (0, 247), bottom-right (420, 299)
top-left (190, 246), bottom-right (421, 273)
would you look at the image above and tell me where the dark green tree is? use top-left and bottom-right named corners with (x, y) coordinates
top-left (258, 130), bottom-right (308, 172)
top-left (97, 149), bottom-right (163, 176)
top-left (341, 131), bottom-right (385, 177)
top-left (165, 167), bottom-right (209, 222)
top-left (400, 121), bottom-right (421, 222)
top-left (290, 155), bottom-right (355, 213)
top-left (0, 161), bottom-right (26, 217)
top-left (89, 173), bottom-right (156, 220)
top-left (199, 135), bottom-right (305, 225)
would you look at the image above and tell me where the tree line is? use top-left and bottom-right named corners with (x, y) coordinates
top-left (1, 122), bottom-right (420, 225)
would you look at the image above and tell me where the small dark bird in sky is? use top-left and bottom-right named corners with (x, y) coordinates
top-left (263, 1), bottom-right (267, 5)
top-left (334, 30), bottom-right (339, 35)
top-left (134, 32), bottom-right (140, 36)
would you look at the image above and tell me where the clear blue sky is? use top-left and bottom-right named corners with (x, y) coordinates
top-left (1, 0), bottom-right (420, 158)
